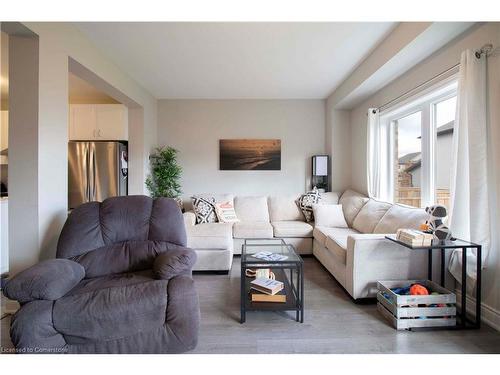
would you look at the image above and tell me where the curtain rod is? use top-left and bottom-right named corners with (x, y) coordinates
top-left (372, 43), bottom-right (495, 114)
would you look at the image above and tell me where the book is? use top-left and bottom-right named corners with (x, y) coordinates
top-left (396, 229), bottom-right (433, 247)
top-left (251, 291), bottom-right (286, 303)
top-left (250, 277), bottom-right (284, 295)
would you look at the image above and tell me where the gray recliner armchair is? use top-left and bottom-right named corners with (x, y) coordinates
top-left (4, 196), bottom-right (200, 354)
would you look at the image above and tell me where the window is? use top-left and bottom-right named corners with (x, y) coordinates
top-left (379, 80), bottom-right (457, 208)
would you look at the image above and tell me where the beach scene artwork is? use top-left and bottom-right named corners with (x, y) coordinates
top-left (219, 139), bottom-right (281, 170)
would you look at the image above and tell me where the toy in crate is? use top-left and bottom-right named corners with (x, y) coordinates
top-left (377, 280), bottom-right (456, 330)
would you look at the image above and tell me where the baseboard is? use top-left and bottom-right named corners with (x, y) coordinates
top-left (455, 289), bottom-right (500, 332)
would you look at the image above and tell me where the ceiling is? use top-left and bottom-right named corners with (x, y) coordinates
top-left (74, 22), bottom-right (397, 99)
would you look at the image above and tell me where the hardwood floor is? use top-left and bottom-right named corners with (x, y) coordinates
top-left (2, 256), bottom-right (500, 354)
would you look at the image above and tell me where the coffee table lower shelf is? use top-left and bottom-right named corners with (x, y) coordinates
top-left (241, 268), bottom-right (303, 323)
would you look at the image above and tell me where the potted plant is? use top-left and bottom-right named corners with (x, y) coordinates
top-left (146, 146), bottom-right (183, 210)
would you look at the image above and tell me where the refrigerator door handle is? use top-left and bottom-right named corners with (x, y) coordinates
top-left (85, 143), bottom-right (91, 202)
top-left (89, 143), bottom-right (97, 201)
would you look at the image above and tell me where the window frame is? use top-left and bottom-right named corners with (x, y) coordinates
top-left (378, 77), bottom-right (458, 207)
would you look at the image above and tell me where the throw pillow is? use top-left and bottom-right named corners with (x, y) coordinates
top-left (214, 201), bottom-right (240, 223)
top-left (191, 196), bottom-right (218, 224)
top-left (312, 204), bottom-right (348, 228)
top-left (296, 188), bottom-right (322, 222)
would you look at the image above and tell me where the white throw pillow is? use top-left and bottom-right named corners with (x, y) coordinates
top-left (214, 201), bottom-right (240, 223)
top-left (312, 204), bottom-right (348, 228)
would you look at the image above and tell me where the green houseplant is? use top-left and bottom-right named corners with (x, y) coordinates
top-left (146, 146), bottom-right (182, 201)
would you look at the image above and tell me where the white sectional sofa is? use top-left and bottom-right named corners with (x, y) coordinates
top-left (313, 189), bottom-right (428, 299)
top-left (183, 189), bottom-right (429, 300)
top-left (183, 192), bottom-right (338, 272)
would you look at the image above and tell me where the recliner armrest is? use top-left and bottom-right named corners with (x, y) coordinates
top-left (4, 259), bottom-right (85, 304)
top-left (153, 247), bottom-right (197, 280)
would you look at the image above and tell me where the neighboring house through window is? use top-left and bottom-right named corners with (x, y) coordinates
top-left (378, 79), bottom-right (457, 209)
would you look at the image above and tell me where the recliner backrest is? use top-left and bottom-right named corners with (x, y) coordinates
top-left (57, 196), bottom-right (186, 259)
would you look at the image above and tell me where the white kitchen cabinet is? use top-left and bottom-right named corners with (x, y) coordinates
top-left (69, 105), bottom-right (96, 140)
top-left (69, 104), bottom-right (128, 141)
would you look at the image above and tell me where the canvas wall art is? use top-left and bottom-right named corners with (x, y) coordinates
top-left (219, 139), bottom-right (281, 170)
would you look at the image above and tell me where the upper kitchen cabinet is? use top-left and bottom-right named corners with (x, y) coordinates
top-left (69, 104), bottom-right (128, 141)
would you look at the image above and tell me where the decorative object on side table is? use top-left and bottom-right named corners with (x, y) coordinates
top-left (146, 146), bottom-right (183, 210)
top-left (424, 205), bottom-right (453, 240)
top-left (311, 155), bottom-right (330, 192)
top-left (241, 239), bottom-right (304, 323)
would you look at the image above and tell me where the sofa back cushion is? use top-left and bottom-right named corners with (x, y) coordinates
top-left (373, 204), bottom-right (428, 234)
top-left (312, 204), bottom-right (348, 228)
top-left (352, 199), bottom-right (392, 233)
top-left (234, 196), bottom-right (270, 222)
top-left (338, 189), bottom-right (369, 226)
top-left (186, 193), bottom-right (234, 211)
top-left (320, 192), bottom-right (340, 204)
top-left (268, 194), bottom-right (304, 222)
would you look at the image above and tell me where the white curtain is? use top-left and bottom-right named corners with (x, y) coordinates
top-left (367, 109), bottom-right (381, 198)
top-left (448, 49), bottom-right (491, 291)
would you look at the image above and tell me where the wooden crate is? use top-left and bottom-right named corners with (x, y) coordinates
top-left (377, 280), bottom-right (456, 330)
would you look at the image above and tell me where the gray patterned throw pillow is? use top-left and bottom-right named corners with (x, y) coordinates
top-left (191, 196), bottom-right (218, 224)
top-left (297, 188), bottom-right (322, 222)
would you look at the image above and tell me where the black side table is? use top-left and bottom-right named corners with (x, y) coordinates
top-left (385, 236), bottom-right (481, 329)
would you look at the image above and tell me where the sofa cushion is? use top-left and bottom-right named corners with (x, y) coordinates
top-left (373, 204), bottom-right (428, 234)
top-left (233, 222), bottom-right (273, 239)
top-left (191, 196), bottom-right (218, 224)
top-left (268, 195), bottom-right (304, 222)
top-left (352, 199), bottom-right (392, 234)
top-left (320, 192), bottom-right (340, 204)
top-left (186, 223), bottom-right (233, 250)
top-left (339, 189), bottom-right (369, 226)
top-left (271, 221), bottom-right (313, 238)
top-left (214, 201), bottom-right (240, 223)
top-left (313, 226), bottom-right (360, 246)
top-left (312, 204), bottom-right (348, 228)
top-left (325, 236), bottom-right (348, 265)
top-left (234, 196), bottom-right (270, 222)
top-left (297, 188), bottom-right (322, 222)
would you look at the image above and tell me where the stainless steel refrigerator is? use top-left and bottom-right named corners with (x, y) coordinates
top-left (68, 141), bottom-right (128, 209)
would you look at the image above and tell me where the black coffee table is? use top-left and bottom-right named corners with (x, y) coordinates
top-left (385, 235), bottom-right (482, 329)
top-left (240, 239), bottom-right (304, 323)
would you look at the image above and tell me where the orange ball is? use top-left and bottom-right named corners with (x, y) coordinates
top-left (410, 284), bottom-right (429, 295)
top-left (419, 223), bottom-right (430, 231)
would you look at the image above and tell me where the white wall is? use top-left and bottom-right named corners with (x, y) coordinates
top-left (157, 100), bottom-right (325, 198)
top-left (325, 107), bottom-right (351, 192)
top-left (6, 22), bottom-right (157, 274)
top-left (348, 22), bottom-right (500, 328)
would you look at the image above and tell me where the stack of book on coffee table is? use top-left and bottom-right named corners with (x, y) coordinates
top-left (396, 229), bottom-right (433, 247)
top-left (250, 277), bottom-right (286, 303)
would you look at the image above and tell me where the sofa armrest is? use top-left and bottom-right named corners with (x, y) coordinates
top-left (183, 211), bottom-right (196, 227)
top-left (4, 259), bottom-right (85, 304)
top-left (345, 234), bottom-right (427, 299)
top-left (153, 247), bottom-right (197, 280)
